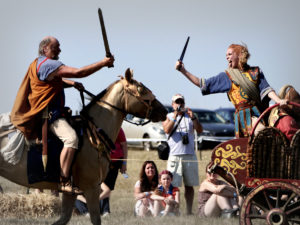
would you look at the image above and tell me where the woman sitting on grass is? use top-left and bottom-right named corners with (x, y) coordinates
top-left (198, 163), bottom-right (241, 218)
top-left (134, 160), bottom-right (159, 217)
top-left (151, 170), bottom-right (180, 217)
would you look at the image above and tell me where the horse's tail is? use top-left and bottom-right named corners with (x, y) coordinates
top-left (278, 85), bottom-right (294, 99)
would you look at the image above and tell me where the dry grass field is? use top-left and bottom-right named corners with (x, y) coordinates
top-left (0, 148), bottom-right (239, 225)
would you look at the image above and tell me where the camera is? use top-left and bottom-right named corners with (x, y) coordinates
top-left (182, 133), bottom-right (189, 145)
top-left (176, 106), bottom-right (186, 113)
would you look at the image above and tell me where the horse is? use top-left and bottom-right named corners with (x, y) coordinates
top-left (0, 68), bottom-right (167, 225)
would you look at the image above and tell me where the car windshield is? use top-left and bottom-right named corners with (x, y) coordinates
top-left (194, 111), bottom-right (226, 123)
top-left (216, 109), bottom-right (235, 123)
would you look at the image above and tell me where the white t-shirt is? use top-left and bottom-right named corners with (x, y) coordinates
top-left (167, 112), bottom-right (195, 155)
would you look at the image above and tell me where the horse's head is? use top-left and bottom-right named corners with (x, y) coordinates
top-left (278, 85), bottom-right (300, 119)
top-left (117, 68), bottom-right (167, 122)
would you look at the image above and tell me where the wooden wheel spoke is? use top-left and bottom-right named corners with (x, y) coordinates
top-left (246, 213), bottom-right (266, 220)
top-left (286, 205), bottom-right (300, 216)
top-left (263, 190), bottom-right (273, 210)
top-left (282, 193), bottom-right (297, 211)
top-left (287, 217), bottom-right (300, 224)
top-left (275, 188), bottom-right (280, 208)
top-left (251, 200), bottom-right (269, 212)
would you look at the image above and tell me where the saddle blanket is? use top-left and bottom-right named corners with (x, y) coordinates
top-left (27, 134), bottom-right (63, 184)
top-left (0, 112), bottom-right (25, 165)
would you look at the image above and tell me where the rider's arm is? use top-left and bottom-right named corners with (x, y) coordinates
top-left (46, 56), bottom-right (114, 80)
top-left (175, 61), bottom-right (200, 87)
top-left (268, 91), bottom-right (287, 105)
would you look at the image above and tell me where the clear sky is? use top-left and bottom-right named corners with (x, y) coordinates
top-left (1, 0), bottom-right (300, 113)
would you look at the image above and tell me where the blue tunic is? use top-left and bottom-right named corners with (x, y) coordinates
top-left (200, 70), bottom-right (272, 100)
top-left (199, 68), bottom-right (274, 137)
top-left (37, 56), bottom-right (65, 122)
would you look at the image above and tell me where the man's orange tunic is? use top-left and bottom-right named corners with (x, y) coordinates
top-left (11, 59), bottom-right (63, 139)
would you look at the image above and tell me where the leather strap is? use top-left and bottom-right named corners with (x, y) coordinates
top-left (167, 114), bottom-right (184, 140)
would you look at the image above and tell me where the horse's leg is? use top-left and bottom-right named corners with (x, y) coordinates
top-left (85, 189), bottom-right (101, 225)
top-left (52, 193), bottom-right (76, 225)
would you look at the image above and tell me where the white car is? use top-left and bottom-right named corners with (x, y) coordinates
top-left (121, 114), bottom-right (167, 151)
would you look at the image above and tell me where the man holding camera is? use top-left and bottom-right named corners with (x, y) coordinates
top-left (162, 94), bottom-right (203, 215)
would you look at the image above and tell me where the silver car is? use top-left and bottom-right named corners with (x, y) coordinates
top-left (121, 114), bottom-right (166, 151)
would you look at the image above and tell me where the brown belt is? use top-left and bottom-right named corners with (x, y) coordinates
top-left (234, 101), bottom-right (255, 110)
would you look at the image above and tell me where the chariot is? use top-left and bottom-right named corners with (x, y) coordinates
top-left (210, 102), bottom-right (300, 225)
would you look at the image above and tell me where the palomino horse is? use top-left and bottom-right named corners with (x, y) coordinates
top-left (0, 68), bottom-right (167, 225)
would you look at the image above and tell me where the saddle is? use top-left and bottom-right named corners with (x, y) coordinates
top-left (27, 115), bottom-right (84, 184)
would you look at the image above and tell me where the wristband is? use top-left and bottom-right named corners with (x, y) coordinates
top-left (170, 117), bottom-right (176, 122)
top-left (145, 192), bottom-right (149, 197)
top-left (233, 192), bottom-right (237, 198)
top-left (122, 161), bottom-right (127, 165)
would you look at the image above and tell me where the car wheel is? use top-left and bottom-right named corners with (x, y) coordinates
top-left (142, 134), bottom-right (152, 151)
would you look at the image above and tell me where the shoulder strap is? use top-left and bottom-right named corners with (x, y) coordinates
top-left (37, 57), bottom-right (49, 73)
top-left (226, 68), bottom-right (262, 105)
top-left (167, 113), bottom-right (184, 140)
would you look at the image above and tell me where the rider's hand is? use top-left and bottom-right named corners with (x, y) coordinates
top-left (74, 82), bottom-right (84, 91)
top-left (104, 55), bottom-right (115, 67)
top-left (175, 61), bottom-right (184, 71)
top-left (278, 99), bottom-right (288, 106)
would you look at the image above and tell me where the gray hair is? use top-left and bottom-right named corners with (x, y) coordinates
top-left (38, 37), bottom-right (52, 56)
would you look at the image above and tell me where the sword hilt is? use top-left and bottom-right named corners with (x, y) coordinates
top-left (106, 52), bottom-right (114, 68)
top-left (176, 60), bottom-right (183, 71)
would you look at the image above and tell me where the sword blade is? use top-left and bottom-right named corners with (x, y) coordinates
top-left (98, 8), bottom-right (113, 62)
top-left (179, 36), bottom-right (190, 62)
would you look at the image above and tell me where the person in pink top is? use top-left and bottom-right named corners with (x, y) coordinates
top-left (75, 128), bottom-right (128, 216)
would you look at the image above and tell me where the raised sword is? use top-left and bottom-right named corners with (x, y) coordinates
top-left (98, 8), bottom-right (114, 67)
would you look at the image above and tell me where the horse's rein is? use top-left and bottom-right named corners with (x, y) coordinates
top-left (79, 80), bottom-right (153, 126)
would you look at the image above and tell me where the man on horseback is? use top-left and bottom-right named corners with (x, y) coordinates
top-left (10, 36), bottom-right (114, 194)
top-left (175, 43), bottom-right (286, 138)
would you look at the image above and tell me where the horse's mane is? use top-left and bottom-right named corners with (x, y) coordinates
top-left (81, 80), bottom-right (119, 113)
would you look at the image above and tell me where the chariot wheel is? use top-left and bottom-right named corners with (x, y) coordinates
top-left (240, 181), bottom-right (300, 225)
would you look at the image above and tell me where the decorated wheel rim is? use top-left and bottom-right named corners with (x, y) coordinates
top-left (240, 181), bottom-right (300, 225)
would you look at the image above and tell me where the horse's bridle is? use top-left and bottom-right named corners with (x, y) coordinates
top-left (80, 79), bottom-right (155, 126)
top-left (78, 79), bottom-right (156, 153)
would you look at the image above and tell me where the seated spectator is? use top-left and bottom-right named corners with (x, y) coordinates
top-left (198, 163), bottom-right (241, 218)
top-left (134, 160), bottom-right (159, 217)
top-left (151, 170), bottom-right (180, 217)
